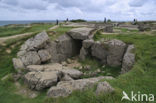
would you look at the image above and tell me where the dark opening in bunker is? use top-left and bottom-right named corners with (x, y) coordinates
top-left (73, 39), bottom-right (83, 55)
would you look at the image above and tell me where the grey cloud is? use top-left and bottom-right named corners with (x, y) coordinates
top-left (129, 0), bottom-right (147, 7)
top-left (46, 0), bottom-right (86, 7)
top-left (1, 0), bottom-right (18, 6)
top-left (0, 0), bottom-right (116, 12)
top-left (0, 0), bottom-right (156, 21)
top-left (47, 0), bottom-right (116, 12)
top-left (0, 0), bottom-right (49, 10)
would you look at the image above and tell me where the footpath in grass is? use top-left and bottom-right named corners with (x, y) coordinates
top-left (0, 23), bottom-right (54, 37)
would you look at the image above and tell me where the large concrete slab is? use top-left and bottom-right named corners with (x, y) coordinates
top-left (67, 27), bottom-right (95, 40)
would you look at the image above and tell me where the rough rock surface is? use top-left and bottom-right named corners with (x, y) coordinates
top-left (20, 31), bottom-right (50, 51)
top-left (80, 39), bottom-right (127, 66)
top-left (12, 58), bottom-right (25, 71)
top-left (38, 49), bottom-right (51, 62)
top-left (27, 64), bottom-right (83, 79)
top-left (61, 67), bottom-right (83, 79)
top-left (79, 47), bottom-right (88, 61)
top-left (47, 76), bottom-right (113, 98)
top-left (61, 74), bottom-right (74, 81)
top-left (27, 63), bottom-right (63, 72)
top-left (96, 81), bottom-right (114, 95)
top-left (82, 39), bottom-right (94, 48)
top-left (103, 26), bottom-right (113, 33)
top-left (91, 41), bottom-right (108, 64)
top-left (56, 34), bottom-right (78, 61)
top-left (12, 30), bottom-right (136, 98)
top-left (47, 34), bottom-right (79, 63)
top-left (24, 71), bottom-right (60, 90)
top-left (106, 39), bottom-right (127, 67)
top-left (14, 31), bottom-right (50, 69)
top-left (67, 27), bottom-right (95, 40)
top-left (121, 45), bottom-right (135, 74)
top-left (20, 51), bottom-right (41, 66)
top-left (46, 41), bottom-right (59, 63)
top-left (79, 39), bottom-right (94, 60)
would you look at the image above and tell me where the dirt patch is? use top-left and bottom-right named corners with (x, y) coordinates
top-left (0, 32), bottom-right (33, 45)
top-left (6, 48), bottom-right (11, 54)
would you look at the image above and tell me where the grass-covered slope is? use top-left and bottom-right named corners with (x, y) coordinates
top-left (0, 26), bottom-right (155, 103)
top-left (0, 23), bottom-right (53, 37)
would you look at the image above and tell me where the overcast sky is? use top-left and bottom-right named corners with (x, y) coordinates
top-left (0, 0), bottom-right (156, 21)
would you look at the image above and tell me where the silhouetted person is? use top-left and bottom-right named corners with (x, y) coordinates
top-left (133, 19), bottom-right (137, 25)
top-left (104, 17), bottom-right (107, 23)
top-left (56, 19), bottom-right (59, 25)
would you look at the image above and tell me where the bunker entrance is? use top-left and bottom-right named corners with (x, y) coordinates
top-left (73, 39), bottom-right (83, 55)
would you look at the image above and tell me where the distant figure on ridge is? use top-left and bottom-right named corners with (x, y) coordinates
top-left (56, 19), bottom-right (59, 25)
top-left (104, 17), bottom-right (107, 23)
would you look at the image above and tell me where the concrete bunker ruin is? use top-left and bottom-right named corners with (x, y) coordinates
top-left (13, 27), bottom-right (135, 75)
top-left (12, 27), bottom-right (136, 97)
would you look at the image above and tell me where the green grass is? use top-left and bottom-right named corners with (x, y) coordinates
top-left (114, 27), bottom-right (139, 34)
top-left (0, 23), bottom-right (53, 37)
top-left (47, 26), bottom-right (75, 40)
top-left (79, 57), bottom-right (121, 78)
top-left (0, 26), bottom-right (156, 103)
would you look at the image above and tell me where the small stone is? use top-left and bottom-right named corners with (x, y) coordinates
top-left (67, 59), bottom-right (72, 64)
top-left (79, 66), bottom-right (83, 70)
top-left (96, 69), bottom-right (101, 73)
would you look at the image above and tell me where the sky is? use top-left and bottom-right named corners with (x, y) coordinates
top-left (0, 0), bottom-right (156, 21)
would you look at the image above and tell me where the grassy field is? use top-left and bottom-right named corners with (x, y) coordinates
top-left (0, 23), bottom-right (53, 37)
top-left (0, 25), bottom-right (156, 103)
top-left (47, 26), bottom-right (75, 40)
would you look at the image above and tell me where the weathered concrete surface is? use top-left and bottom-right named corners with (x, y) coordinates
top-left (20, 31), bottom-right (50, 51)
top-left (27, 63), bottom-right (83, 79)
top-left (121, 45), bottom-right (135, 74)
top-left (96, 81), bottom-right (114, 95)
top-left (106, 39), bottom-right (127, 67)
top-left (14, 31), bottom-right (51, 69)
top-left (67, 27), bottom-right (95, 40)
top-left (38, 49), bottom-right (51, 62)
top-left (26, 63), bottom-right (63, 72)
top-left (24, 71), bottom-right (60, 90)
top-left (79, 47), bottom-right (88, 61)
top-left (47, 76), bottom-right (113, 98)
top-left (47, 34), bottom-right (79, 63)
top-left (91, 41), bottom-right (109, 64)
top-left (20, 51), bottom-right (41, 66)
top-left (61, 67), bottom-right (83, 79)
top-left (12, 58), bottom-right (25, 72)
